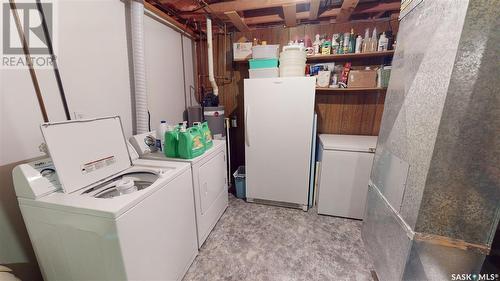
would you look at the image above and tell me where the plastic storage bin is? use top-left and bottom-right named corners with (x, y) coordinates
top-left (252, 45), bottom-right (279, 59)
top-left (249, 67), bottom-right (279, 79)
top-left (233, 166), bottom-right (246, 199)
top-left (249, 58), bottom-right (278, 69)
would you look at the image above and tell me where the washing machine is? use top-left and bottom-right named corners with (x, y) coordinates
top-left (12, 117), bottom-right (198, 281)
top-left (130, 132), bottom-right (228, 247)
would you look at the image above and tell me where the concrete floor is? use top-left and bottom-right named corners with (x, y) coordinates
top-left (183, 195), bottom-right (374, 281)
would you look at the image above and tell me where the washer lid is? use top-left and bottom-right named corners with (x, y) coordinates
top-left (319, 134), bottom-right (377, 152)
top-left (40, 116), bottom-right (132, 194)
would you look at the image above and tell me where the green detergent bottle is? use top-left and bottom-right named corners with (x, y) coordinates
top-left (178, 126), bottom-right (206, 159)
top-left (164, 125), bottom-right (179, 158)
top-left (200, 121), bottom-right (213, 149)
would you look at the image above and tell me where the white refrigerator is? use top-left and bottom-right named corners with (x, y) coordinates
top-left (244, 77), bottom-right (316, 210)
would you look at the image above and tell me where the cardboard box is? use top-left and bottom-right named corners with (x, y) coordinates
top-left (348, 70), bottom-right (377, 88)
top-left (233, 43), bottom-right (253, 60)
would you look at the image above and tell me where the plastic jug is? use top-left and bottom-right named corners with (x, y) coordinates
top-left (200, 122), bottom-right (213, 149)
top-left (178, 126), bottom-right (206, 159)
top-left (164, 125), bottom-right (179, 158)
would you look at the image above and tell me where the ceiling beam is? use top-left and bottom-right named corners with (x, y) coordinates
top-left (244, 8), bottom-right (340, 26)
top-left (336, 0), bottom-right (360, 23)
top-left (309, 0), bottom-right (321, 20)
top-left (184, 0), bottom-right (310, 14)
top-left (224, 11), bottom-right (251, 32)
top-left (144, 2), bottom-right (196, 38)
top-left (282, 4), bottom-right (297, 27)
top-left (355, 2), bottom-right (401, 14)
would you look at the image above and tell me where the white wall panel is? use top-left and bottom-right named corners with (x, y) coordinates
top-left (144, 14), bottom-right (186, 129)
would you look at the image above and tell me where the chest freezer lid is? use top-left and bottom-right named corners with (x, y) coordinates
top-left (40, 116), bottom-right (132, 194)
top-left (319, 134), bottom-right (377, 152)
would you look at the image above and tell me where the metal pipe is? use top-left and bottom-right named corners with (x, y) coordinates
top-left (36, 0), bottom-right (70, 121)
top-left (9, 0), bottom-right (48, 122)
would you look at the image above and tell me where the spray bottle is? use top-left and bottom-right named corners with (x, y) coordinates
top-left (370, 27), bottom-right (378, 52)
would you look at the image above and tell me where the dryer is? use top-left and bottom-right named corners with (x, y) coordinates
top-left (130, 133), bottom-right (228, 247)
top-left (13, 117), bottom-right (198, 281)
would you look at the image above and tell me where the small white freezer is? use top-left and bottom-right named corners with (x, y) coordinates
top-left (316, 134), bottom-right (377, 219)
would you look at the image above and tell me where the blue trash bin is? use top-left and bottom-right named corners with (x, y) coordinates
top-left (233, 166), bottom-right (246, 199)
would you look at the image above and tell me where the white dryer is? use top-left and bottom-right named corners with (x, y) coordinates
top-left (13, 117), bottom-right (198, 281)
top-left (130, 133), bottom-right (228, 247)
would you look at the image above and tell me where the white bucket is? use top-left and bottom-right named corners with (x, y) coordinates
top-left (280, 65), bottom-right (306, 77)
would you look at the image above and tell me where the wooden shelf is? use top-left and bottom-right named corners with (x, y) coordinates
top-left (307, 50), bottom-right (394, 62)
top-left (233, 50), bottom-right (394, 64)
top-left (315, 87), bottom-right (387, 94)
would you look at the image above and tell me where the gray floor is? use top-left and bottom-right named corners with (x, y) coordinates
top-left (183, 195), bottom-right (374, 281)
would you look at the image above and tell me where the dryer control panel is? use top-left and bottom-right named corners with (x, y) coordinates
top-left (12, 158), bottom-right (62, 199)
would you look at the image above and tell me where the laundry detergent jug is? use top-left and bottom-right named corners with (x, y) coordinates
top-left (178, 126), bottom-right (206, 159)
top-left (200, 121), bottom-right (213, 149)
top-left (164, 125), bottom-right (179, 158)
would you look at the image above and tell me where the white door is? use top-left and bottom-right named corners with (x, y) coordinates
top-left (198, 151), bottom-right (227, 215)
top-left (244, 77), bottom-right (316, 206)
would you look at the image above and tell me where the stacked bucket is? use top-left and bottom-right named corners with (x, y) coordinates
top-left (279, 46), bottom-right (307, 77)
top-left (248, 45), bottom-right (279, 79)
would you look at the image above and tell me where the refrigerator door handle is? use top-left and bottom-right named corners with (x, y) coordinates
top-left (245, 106), bottom-right (250, 146)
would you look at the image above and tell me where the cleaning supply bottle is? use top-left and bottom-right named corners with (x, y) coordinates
top-left (355, 35), bottom-right (362, 53)
top-left (164, 125), bottom-right (179, 158)
top-left (313, 34), bottom-right (321, 55)
top-left (362, 28), bottom-right (370, 53)
top-left (343, 32), bottom-right (350, 54)
top-left (338, 35), bottom-right (344, 54)
top-left (331, 34), bottom-right (339, 54)
top-left (158, 120), bottom-right (168, 151)
top-left (370, 27), bottom-right (378, 52)
top-left (200, 121), bottom-right (213, 149)
top-left (178, 126), bottom-right (206, 159)
top-left (348, 28), bottom-right (355, 53)
top-left (377, 32), bottom-right (388, 51)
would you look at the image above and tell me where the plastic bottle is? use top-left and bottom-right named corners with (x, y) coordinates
top-left (313, 34), bottom-right (321, 55)
top-left (164, 125), bottom-right (179, 158)
top-left (348, 28), bottom-right (355, 53)
top-left (377, 32), bottom-right (389, 51)
top-left (370, 27), bottom-right (378, 52)
top-left (158, 120), bottom-right (168, 151)
top-left (343, 32), bottom-right (350, 54)
top-left (331, 34), bottom-right (339, 54)
top-left (338, 36), bottom-right (344, 54)
top-left (200, 121), bottom-right (213, 149)
top-left (178, 126), bottom-right (206, 159)
top-left (355, 35), bottom-right (362, 53)
top-left (362, 28), bottom-right (370, 53)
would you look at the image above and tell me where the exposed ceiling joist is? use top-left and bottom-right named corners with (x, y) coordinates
top-left (188, 0), bottom-right (310, 14)
top-left (224, 11), bottom-right (251, 32)
top-left (309, 0), bottom-right (321, 20)
top-left (244, 8), bottom-right (340, 26)
top-left (282, 4), bottom-right (297, 27)
top-left (336, 0), bottom-right (360, 23)
top-left (144, 2), bottom-right (196, 37)
top-left (355, 2), bottom-right (401, 14)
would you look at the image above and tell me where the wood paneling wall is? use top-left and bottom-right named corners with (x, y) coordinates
top-left (195, 20), bottom-right (398, 173)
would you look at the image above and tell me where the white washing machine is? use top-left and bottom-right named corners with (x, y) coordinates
top-left (13, 117), bottom-right (198, 281)
top-left (130, 133), bottom-right (228, 247)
